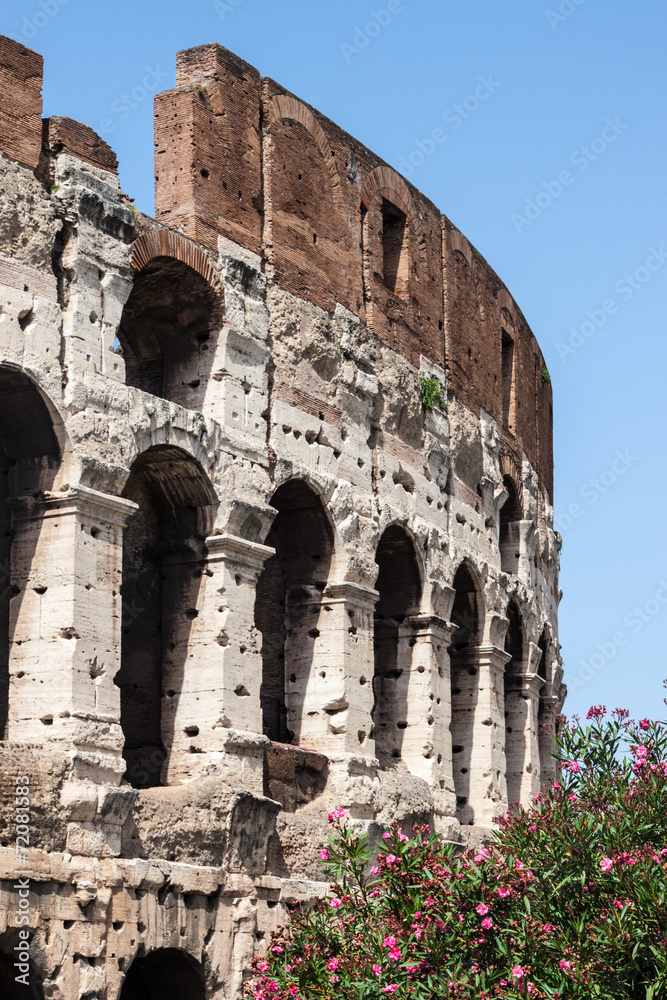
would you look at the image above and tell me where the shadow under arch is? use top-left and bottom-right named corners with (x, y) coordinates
top-left (119, 948), bottom-right (206, 1000)
top-left (372, 523), bottom-right (422, 770)
top-left (504, 599), bottom-right (526, 806)
top-left (117, 445), bottom-right (217, 788)
top-left (255, 479), bottom-right (334, 746)
top-left (449, 560), bottom-right (484, 825)
top-left (117, 251), bottom-right (222, 410)
top-left (0, 367), bottom-right (63, 739)
top-left (536, 625), bottom-right (555, 783)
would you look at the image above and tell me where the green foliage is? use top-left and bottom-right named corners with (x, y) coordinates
top-left (246, 699), bottom-right (667, 999)
top-left (419, 375), bottom-right (447, 413)
top-left (48, 184), bottom-right (59, 193)
top-left (541, 367), bottom-right (551, 384)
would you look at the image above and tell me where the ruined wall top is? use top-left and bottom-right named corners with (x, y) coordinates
top-left (0, 35), bottom-right (553, 499)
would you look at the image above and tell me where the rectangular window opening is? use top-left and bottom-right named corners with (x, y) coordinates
top-left (501, 329), bottom-right (515, 431)
top-left (381, 200), bottom-right (408, 295)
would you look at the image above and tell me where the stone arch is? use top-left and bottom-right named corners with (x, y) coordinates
top-left (255, 478), bottom-right (335, 746)
top-left (119, 948), bottom-right (206, 1000)
top-left (504, 599), bottom-right (526, 806)
top-left (118, 239), bottom-right (223, 410)
top-left (117, 445), bottom-right (218, 788)
top-left (0, 367), bottom-right (64, 740)
top-left (372, 523), bottom-right (423, 769)
top-left (449, 560), bottom-right (484, 824)
top-left (448, 229), bottom-right (472, 266)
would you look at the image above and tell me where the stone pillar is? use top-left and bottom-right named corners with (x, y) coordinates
top-left (285, 581), bottom-right (378, 756)
top-left (538, 692), bottom-right (560, 787)
top-left (505, 671), bottom-right (544, 807)
top-left (161, 533), bottom-right (274, 792)
top-left (452, 644), bottom-right (511, 827)
top-left (7, 486), bottom-right (137, 785)
top-left (397, 615), bottom-right (456, 820)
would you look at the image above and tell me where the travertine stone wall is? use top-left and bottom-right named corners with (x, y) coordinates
top-left (0, 34), bottom-right (563, 999)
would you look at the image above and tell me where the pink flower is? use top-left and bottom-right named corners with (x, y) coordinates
top-left (327, 958), bottom-right (339, 971)
top-left (635, 745), bottom-right (649, 758)
top-left (552, 781), bottom-right (561, 790)
top-left (613, 899), bottom-right (624, 910)
top-left (257, 961), bottom-right (269, 972)
top-left (511, 965), bottom-right (525, 980)
top-left (385, 854), bottom-right (398, 865)
top-left (481, 917), bottom-right (492, 930)
top-left (639, 718), bottom-right (651, 731)
top-left (319, 848), bottom-right (328, 861)
top-left (475, 903), bottom-right (490, 916)
top-left (330, 898), bottom-right (342, 909)
top-left (543, 923), bottom-right (553, 935)
top-left (586, 704), bottom-right (606, 720)
top-left (327, 808), bottom-right (346, 822)
top-left (498, 887), bottom-right (510, 898)
top-left (271, 946), bottom-right (283, 954)
top-left (600, 857), bottom-right (613, 872)
top-left (382, 832), bottom-right (391, 840)
top-left (559, 960), bottom-right (572, 971)
top-left (383, 935), bottom-right (396, 948)
top-left (370, 866), bottom-right (379, 875)
top-left (372, 964), bottom-right (382, 977)
top-left (569, 761), bottom-right (580, 773)
top-left (388, 947), bottom-right (401, 963)
top-left (382, 987), bottom-right (399, 994)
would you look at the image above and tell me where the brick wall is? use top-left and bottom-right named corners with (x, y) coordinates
top-left (0, 36), bottom-right (43, 169)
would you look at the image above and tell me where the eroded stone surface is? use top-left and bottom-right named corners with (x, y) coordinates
top-left (0, 33), bottom-right (563, 1000)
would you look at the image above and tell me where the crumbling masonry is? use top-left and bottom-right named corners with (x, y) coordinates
top-left (0, 35), bottom-right (564, 999)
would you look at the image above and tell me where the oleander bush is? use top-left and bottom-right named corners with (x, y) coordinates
top-left (246, 700), bottom-right (667, 999)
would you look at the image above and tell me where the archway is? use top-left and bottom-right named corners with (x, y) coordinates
top-left (0, 368), bottom-right (60, 739)
top-left (255, 480), bottom-right (334, 745)
top-left (372, 525), bottom-right (422, 769)
top-left (536, 626), bottom-right (554, 783)
top-left (0, 952), bottom-right (43, 999)
top-left (119, 948), bottom-right (206, 1000)
top-left (117, 256), bottom-right (221, 409)
top-left (117, 446), bottom-right (216, 787)
top-left (499, 475), bottom-right (522, 575)
top-left (504, 600), bottom-right (526, 806)
top-left (449, 563), bottom-right (482, 824)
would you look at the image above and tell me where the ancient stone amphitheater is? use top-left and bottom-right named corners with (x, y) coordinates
top-left (0, 34), bottom-right (563, 1000)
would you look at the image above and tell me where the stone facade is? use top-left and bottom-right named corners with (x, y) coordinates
top-left (0, 34), bottom-right (564, 999)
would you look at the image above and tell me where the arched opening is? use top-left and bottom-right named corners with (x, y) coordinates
top-left (362, 194), bottom-right (411, 303)
top-left (119, 948), bottom-right (206, 1000)
top-left (449, 563), bottom-right (481, 824)
top-left (255, 480), bottom-right (334, 745)
top-left (117, 257), bottom-right (221, 409)
top-left (499, 474), bottom-right (522, 575)
top-left (0, 951), bottom-right (43, 999)
top-left (117, 446), bottom-right (216, 788)
top-left (0, 369), bottom-right (60, 739)
top-left (372, 525), bottom-right (421, 769)
top-left (504, 600), bottom-right (525, 807)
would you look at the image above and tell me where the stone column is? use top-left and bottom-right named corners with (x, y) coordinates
top-left (505, 671), bottom-right (544, 807)
top-left (285, 581), bottom-right (378, 756)
top-left (453, 644), bottom-right (511, 827)
top-left (161, 533), bottom-right (275, 792)
top-left (396, 615), bottom-right (456, 821)
top-left (7, 486), bottom-right (137, 784)
top-left (537, 692), bottom-right (560, 787)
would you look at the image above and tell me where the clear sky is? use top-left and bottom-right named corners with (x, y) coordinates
top-left (5, 0), bottom-right (666, 722)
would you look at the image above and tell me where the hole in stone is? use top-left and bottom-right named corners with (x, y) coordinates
top-left (185, 608), bottom-right (199, 620)
top-left (184, 726), bottom-right (199, 736)
top-left (235, 685), bottom-right (250, 697)
top-left (33, 586), bottom-right (47, 595)
top-left (41, 716), bottom-right (53, 725)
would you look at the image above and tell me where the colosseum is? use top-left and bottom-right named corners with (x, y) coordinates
top-left (0, 34), bottom-right (564, 999)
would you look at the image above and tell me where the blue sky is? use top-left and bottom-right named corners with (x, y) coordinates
top-left (6, 0), bottom-right (667, 721)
